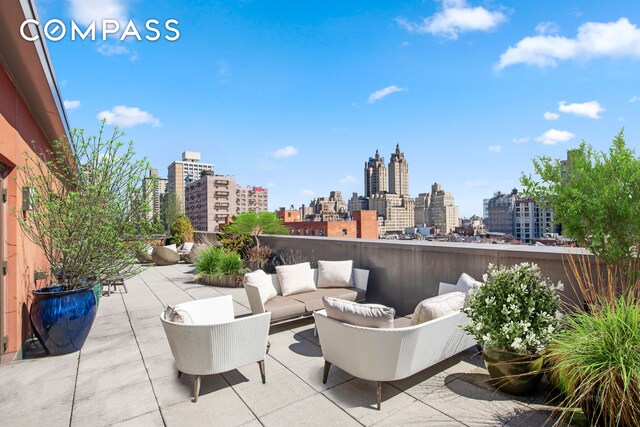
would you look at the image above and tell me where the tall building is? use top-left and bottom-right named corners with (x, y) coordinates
top-left (513, 198), bottom-right (559, 243)
top-left (369, 193), bottom-right (415, 234)
top-left (236, 186), bottom-right (269, 213)
top-left (185, 172), bottom-right (236, 232)
top-left (310, 191), bottom-right (347, 215)
top-left (414, 193), bottom-right (430, 226)
top-left (143, 168), bottom-right (167, 220)
top-left (388, 144), bottom-right (409, 197)
top-left (347, 192), bottom-right (369, 214)
top-left (427, 183), bottom-right (459, 234)
top-left (167, 151), bottom-right (215, 213)
top-left (364, 150), bottom-right (388, 197)
top-left (486, 189), bottom-right (518, 235)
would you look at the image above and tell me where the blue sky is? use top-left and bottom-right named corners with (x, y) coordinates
top-left (37, 0), bottom-right (640, 217)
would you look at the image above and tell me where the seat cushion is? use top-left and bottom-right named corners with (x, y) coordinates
top-left (264, 296), bottom-right (306, 321)
top-left (393, 315), bottom-right (414, 328)
top-left (314, 287), bottom-right (365, 302)
top-left (275, 263), bottom-right (317, 296)
top-left (323, 297), bottom-right (395, 328)
top-left (289, 291), bottom-right (325, 312)
top-left (317, 260), bottom-right (353, 288)
top-left (412, 291), bottom-right (466, 325)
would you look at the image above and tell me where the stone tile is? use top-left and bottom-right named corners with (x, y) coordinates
top-left (78, 336), bottom-right (142, 374)
top-left (161, 386), bottom-right (256, 427)
top-left (261, 393), bottom-right (360, 427)
top-left (110, 410), bottom-right (164, 427)
top-left (267, 333), bottom-right (323, 367)
top-left (286, 357), bottom-right (354, 392)
top-left (503, 408), bottom-right (562, 426)
top-left (421, 378), bottom-right (529, 426)
top-left (71, 378), bottom-right (158, 426)
top-left (230, 367), bottom-right (316, 417)
top-left (0, 351), bottom-right (79, 387)
top-left (143, 353), bottom-right (178, 380)
top-left (136, 335), bottom-right (172, 359)
top-left (221, 355), bottom-right (285, 384)
top-left (75, 357), bottom-right (149, 401)
top-left (323, 378), bottom-right (416, 426)
top-left (372, 399), bottom-right (463, 426)
top-left (87, 312), bottom-right (132, 338)
top-left (153, 372), bottom-right (230, 407)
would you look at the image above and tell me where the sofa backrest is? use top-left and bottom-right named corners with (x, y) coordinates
top-left (267, 268), bottom-right (368, 296)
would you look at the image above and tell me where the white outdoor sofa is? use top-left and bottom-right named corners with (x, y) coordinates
top-left (314, 281), bottom-right (476, 410)
top-left (160, 295), bottom-right (271, 402)
top-left (244, 267), bottom-right (369, 324)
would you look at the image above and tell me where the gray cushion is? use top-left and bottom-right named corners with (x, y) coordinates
top-left (315, 287), bottom-right (365, 302)
top-left (323, 297), bottom-right (395, 328)
top-left (412, 292), bottom-right (466, 325)
top-left (264, 296), bottom-right (306, 321)
top-left (393, 315), bottom-right (414, 328)
top-left (317, 260), bottom-right (353, 288)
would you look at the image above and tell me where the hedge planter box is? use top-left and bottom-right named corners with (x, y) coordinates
top-left (197, 274), bottom-right (243, 288)
top-left (30, 285), bottom-right (98, 356)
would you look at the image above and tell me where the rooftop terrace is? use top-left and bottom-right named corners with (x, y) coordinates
top-left (1, 263), bottom-right (572, 426)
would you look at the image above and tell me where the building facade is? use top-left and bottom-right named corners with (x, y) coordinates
top-left (486, 189), bottom-right (518, 235)
top-left (427, 183), bottom-right (460, 234)
top-left (167, 151), bottom-right (215, 213)
top-left (364, 150), bottom-right (388, 197)
top-left (143, 168), bottom-right (167, 220)
top-left (185, 173), bottom-right (236, 232)
top-left (283, 210), bottom-right (378, 239)
top-left (347, 192), bottom-right (369, 214)
top-left (414, 192), bottom-right (430, 226)
top-left (369, 193), bottom-right (415, 234)
top-left (236, 186), bottom-right (268, 214)
top-left (513, 198), bottom-right (558, 243)
top-left (388, 144), bottom-right (409, 197)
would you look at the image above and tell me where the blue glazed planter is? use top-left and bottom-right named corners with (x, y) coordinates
top-left (30, 285), bottom-right (98, 356)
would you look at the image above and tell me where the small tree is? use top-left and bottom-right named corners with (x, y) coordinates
top-left (225, 211), bottom-right (287, 248)
top-left (160, 191), bottom-right (182, 232)
top-left (170, 214), bottom-right (194, 246)
top-left (15, 122), bottom-right (154, 288)
top-left (521, 130), bottom-right (640, 301)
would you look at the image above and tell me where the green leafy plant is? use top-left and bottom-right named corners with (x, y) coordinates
top-left (160, 191), bottom-right (182, 232)
top-left (547, 297), bottom-right (640, 426)
top-left (194, 246), bottom-right (224, 274)
top-left (194, 246), bottom-right (247, 279)
top-left (217, 233), bottom-right (254, 256)
top-left (15, 122), bottom-right (154, 288)
top-left (462, 263), bottom-right (563, 354)
top-left (224, 211), bottom-right (287, 248)
top-left (521, 130), bottom-right (640, 302)
top-left (217, 252), bottom-right (244, 276)
top-left (170, 214), bottom-right (194, 246)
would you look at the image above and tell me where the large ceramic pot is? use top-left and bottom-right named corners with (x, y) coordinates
top-left (30, 285), bottom-right (98, 356)
top-left (482, 347), bottom-right (544, 395)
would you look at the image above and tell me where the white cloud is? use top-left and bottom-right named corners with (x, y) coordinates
top-left (340, 175), bottom-right (358, 184)
top-left (300, 190), bottom-right (315, 198)
top-left (97, 44), bottom-right (129, 56)
top-left (97, 105), bottom-right (161, 127)
top-left (271, 146), bottom-right (298, 158)
top-left (64, 100), bottom-right (81, 110)
top-left (629, 95), bottom-right (640, 103)
top-left (69, 0), bottom-right (127, 27)
top-left (396, 0), bottom-right (507, 40)
top-left (512, 136), bottom-right (529, 144)
top-left (368, 85), bottom-right (406, 104)
top-left (535, 129), bottom-right (575, 145)
top-left (496, 18), bottom-right (640, 69)
top-left (558, 100), bottom-right (604, 119)
top-left (535, 21), bottom-right (560, 35)
top-left (488, 145), bottom-right (502, 153)
top-left (464, 179), bottom-right (491, 188)
top-left (544, 111), bottom-right (560, 120)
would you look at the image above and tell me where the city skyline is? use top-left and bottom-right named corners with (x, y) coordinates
top-left (39, 0), bottom-right (640, 217)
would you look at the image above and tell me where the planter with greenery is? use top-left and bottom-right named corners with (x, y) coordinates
top-left (193, 246), bottom-right (249, 287)
top-left (245, 245), bottom-right (273, 271)
top-left (462, 263), bottom-right (563, 395)
top-left (16, 123), bottom-right (154, 355)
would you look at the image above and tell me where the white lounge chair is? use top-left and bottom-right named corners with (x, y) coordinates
top-left (160, 295), bottom-right (271, 402)
top-left (314, 282), bottom-right (476, 410)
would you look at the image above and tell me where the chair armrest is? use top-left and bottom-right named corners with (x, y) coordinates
top-left (176, 295), bottom-right (234, 324)
top-left (353, 268), bottom-right (369, 291)
top-left (244, 283), bottom-right (266, 314)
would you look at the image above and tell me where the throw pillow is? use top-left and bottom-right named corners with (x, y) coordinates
top-left (181, 242), bottom-right (194, 252)
top-left (412, 291), bottom-right (465, 325)
top-left (165, 244), bottom-right (178, 253)
top-left (164, 305), bottom-right (194, 324)
top-left (322, 296), bottom-right (395, 328)
top-left (457, 272), bottom-right (482, 293)
top-left (317, 260), bottom-right (354, 288)
top-left (275, 262), bottom-right (316, 296)
top-left (244, 269), bottom-right (278, 304)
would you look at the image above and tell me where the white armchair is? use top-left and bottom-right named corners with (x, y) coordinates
top-left (160, 295), bottom-right (271, 402)
top-left (314, 283), bottom-right (476, 410)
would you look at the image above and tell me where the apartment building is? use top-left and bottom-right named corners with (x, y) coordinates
top-left (236, 186), bottom-right (269, 213)
top-left (282, 210), bottom-right (378, 239)
top-left (185, 172), bottom-right (236, 232)
top-left (514, 198), bottom-right (558, 243)
top-left (427, 183), bottom-right (460, 234)
top-left (167, 151), bottom-right (214, 213)
top-left (143, 168), bottom-right (167, 220)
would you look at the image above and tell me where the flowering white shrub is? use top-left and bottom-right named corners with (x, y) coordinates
top-left (462, 263), bottom-right (563, 354)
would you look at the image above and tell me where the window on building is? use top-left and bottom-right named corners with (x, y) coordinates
top-left (319, 230), bottom-right (324, 236)
top-left (342, 229), bottom-right (347, 236)
top-left (304, 229), bottom-right (309, 235)
top-left (312, 230), bottom-right (316, 236)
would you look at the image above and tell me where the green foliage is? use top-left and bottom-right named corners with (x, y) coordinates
top-left (170, 215), bottom-right (194, 246)
top-left (217, 233), bottom-right (253, 256)
top-left (547, 297), bottom-right (640, 426)
top-left (15, 121), bottom-right (153, 288)
top-left (149, 216), bottom-right (164, 234)
top-left (462, 263), bottom-right (563, 354)
top-left (160, 191), bottom-right (182, 232)
top-left (194, 246), bottom-right (245, 277)
top-left (521, 130), bottom-right (640, 266)
top-left (224, 211), bottom-right (287, 247)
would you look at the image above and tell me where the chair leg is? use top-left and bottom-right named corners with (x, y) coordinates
top-left (322, 361), bottom-right (331, 384)
top-left (258, 360), bottom-right (266, 384)
top-left (122, 281), bottom-right (128, 293)
top-left (177, 370), bottom-right (182, 378)
top-left (376, 382), bottom-right (382, 411)
top-left (192, 375), bottom-right (201, 403)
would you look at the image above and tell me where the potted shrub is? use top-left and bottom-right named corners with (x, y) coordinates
top-left (194, 246), bottom-right (249, 287)
top-left (462, 263), bottom-right (563, 395)
top-left (245, 245), bottom-right (273, 271)
top-left (16, 123), bottom-right (154, 355)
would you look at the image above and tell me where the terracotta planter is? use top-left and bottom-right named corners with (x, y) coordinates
top-left (482, 347), bottom-right (543, 395)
